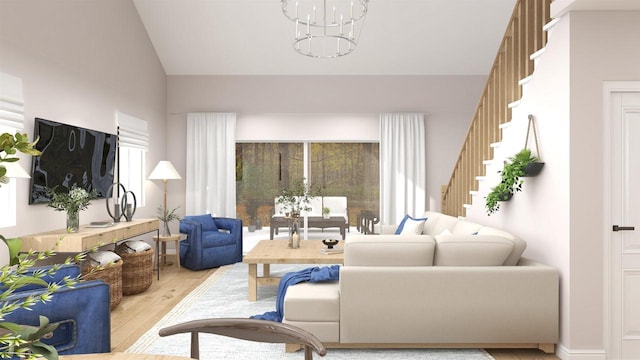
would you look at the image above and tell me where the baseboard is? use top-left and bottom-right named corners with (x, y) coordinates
top-left (556, 344), bottom-right (606, 360)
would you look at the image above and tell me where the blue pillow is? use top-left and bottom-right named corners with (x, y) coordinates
top-left (190, 214), bottom-right (218, 232)
top-left (395, 215), bottom-right (428, 235)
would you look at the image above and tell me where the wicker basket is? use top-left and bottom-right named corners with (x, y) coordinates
top-left (116, 246), bottom-right (154, 295)
top-left (82, 259), bottom-right (123, 310)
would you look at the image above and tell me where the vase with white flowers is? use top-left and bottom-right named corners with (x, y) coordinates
top-left (46, 186), bottom-right (97, 233)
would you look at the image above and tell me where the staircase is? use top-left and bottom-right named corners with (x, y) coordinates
top-left (441, 0), bottom-right (552, 217)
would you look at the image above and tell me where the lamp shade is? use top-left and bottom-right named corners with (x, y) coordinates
top-left (148, 161), bottom-right (182, 181)
top-left (2, 160), bottom-right (31, 179)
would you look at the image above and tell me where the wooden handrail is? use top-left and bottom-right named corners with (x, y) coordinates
top-left (441, 0), bottom-right (551, 217)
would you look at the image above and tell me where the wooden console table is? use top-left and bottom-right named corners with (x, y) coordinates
top-left (20, 219), bottom-right (160, 252)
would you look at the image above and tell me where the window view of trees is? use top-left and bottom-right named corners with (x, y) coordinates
top-left (236, 142), bottom-right (379, 228)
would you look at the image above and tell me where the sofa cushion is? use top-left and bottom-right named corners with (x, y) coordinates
top-left (189, 214), bottom-right (219, 232)
top-left (345, 236), bottom-right (435, 266)
top-left (452, 220), bottom-right (484, 235)
top-left (202, 232), bottom-right (236, 248)
top-left (284, 282), bottom-right (340, 322)
top-left (476, 227), bottom-right (527, 266)
top-left (395, 215), bottom-right (427, 235)
top-left (88, 251), bottom-right (122, 266)
top-left (434, 235), bottom-right (514, 266)
top-left (422, 211), bottom-right (459, 235)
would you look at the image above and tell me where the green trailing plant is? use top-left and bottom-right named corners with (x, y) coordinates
top-left (485, 149), bottom-right (540, 215)
top-left (276, 177), bottom-right (323, 217)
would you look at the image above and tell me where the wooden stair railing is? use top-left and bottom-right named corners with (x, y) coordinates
top-left (441, 0), bottom-right (552, 217)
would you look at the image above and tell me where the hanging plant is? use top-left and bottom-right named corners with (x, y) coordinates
top-left (485, 149), bottom-right (539, 215)
top-left (485, 114), bottom-right (545, 216)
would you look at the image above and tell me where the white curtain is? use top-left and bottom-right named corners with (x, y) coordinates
top-left (379, 113), bottom-right (426, 225)
top-left (186, 112), bottom-right (236, 217)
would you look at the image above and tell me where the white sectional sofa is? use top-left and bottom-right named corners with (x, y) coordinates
top-left (282, 211), bottom-right (559, 353)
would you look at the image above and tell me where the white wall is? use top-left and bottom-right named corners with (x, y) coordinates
top-left (0, 0), bottom-right (167, 239)
top-left (466, 8), bottom-right (640, 359)
top-left (166, 75), bottom-right (484, 218)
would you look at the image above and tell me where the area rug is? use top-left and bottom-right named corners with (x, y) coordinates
top-left (127, 262), bottom-right (494, 359)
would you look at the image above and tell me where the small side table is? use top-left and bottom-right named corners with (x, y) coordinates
top-left (153, 234), bottom-right (185, 280)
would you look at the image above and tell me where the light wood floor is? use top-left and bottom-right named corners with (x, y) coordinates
top-left (110, 263), bottom-right (559, 360)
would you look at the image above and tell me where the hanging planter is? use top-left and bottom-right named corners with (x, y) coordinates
top-left (485, 114), bottom-right (544, 216)
top-left (524, 161), bottom-right (545, 176)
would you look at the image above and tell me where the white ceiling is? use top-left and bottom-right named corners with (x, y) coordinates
top-left (133, 0), bottom-right (519, 76)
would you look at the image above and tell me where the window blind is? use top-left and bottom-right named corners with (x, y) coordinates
top-left (117, 111), bottom-right (149, 150)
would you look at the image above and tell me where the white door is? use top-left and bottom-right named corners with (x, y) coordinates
top-left (610, 90), bottom-right (640, 359)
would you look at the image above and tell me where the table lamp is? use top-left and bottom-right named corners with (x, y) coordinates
top-left (148, 160), bottom-right (182, 235)
top-left (2, 160), bottom-right (31, 179)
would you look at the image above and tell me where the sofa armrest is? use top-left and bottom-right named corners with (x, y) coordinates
top-left (3, 280), bottom-right (111, 354)
top-left (179, 219), bottom-right (204, 265)
top-left (213, 217), bottom-right (242, 233)
top-left (339, 261), bottom-right (559, 344)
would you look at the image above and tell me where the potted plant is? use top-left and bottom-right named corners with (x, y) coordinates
top-left (46, 186), bottom-right (97, 233)
top-left (156, 206), bottom-right (181, 236)
top-left (276, 177), bottom-right (322, 217)
top-left (485, 149), bottom-right (541, 216)
top-left (322, 206), bottom-right (331, 219)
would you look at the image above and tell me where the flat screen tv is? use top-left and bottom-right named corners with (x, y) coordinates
top-left (29, 118), bottom-right (117, 204)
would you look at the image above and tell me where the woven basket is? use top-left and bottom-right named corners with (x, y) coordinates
top-left (116, 246), bottom-right (154, 295)
top-left (82, 259), bottom-right (123, 310)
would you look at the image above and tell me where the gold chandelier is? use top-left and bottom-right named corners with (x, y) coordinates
top-left (281, 0), bottom-right (369, 58)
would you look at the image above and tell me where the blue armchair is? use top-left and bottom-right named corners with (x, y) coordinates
top-left (2, 264), bottom-right (111, 355)
top-left (179, 215), bottom-right (243, 271)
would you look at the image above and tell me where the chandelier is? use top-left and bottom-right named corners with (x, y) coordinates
top-left (282, 0), bottom-right (369, 58)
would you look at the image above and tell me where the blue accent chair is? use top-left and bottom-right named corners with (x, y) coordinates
top-left (179, 215), bottom-right (243, 271)
top-left (2, 264), bottom-right (111, 355)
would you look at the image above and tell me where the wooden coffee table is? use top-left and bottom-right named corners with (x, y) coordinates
top-left (242, 239), bottom-right (344, 301)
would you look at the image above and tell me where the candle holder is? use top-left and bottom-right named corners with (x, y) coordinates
top-left (122, 190), bottom-right (137, 222)
top-left (106, 183), bottom-right (127, 222)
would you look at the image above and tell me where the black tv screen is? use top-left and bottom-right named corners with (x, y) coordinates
top-left (29, 118), bottom-right (117, 204)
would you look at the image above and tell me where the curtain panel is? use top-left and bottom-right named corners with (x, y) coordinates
top-left (186, 112), bottom-right (236, 217)
top-left (379, 113), bottom-right (427, 225)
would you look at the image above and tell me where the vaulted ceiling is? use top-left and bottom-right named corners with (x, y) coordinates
top-left (133, 0), bottom-right (518, 76)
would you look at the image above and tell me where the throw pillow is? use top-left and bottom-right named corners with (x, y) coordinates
top-left (190, 214), bottom-right (218, 232)
top-left (122, 240), bottom-right (152, 253)
top-left (88, 251), bottom-right (122, 266)
top-left (395, 215), bottom-right (427, 235)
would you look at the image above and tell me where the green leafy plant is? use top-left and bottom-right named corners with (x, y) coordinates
top-left (322, 206), bottom-right (331, 215)
top-left (45, 186), bottom-right (97, 214)
top-left (276, 177), bottom-right (322, 217)
top-left (485, 149), bottom-right (540, 215)
top-left (156, 206), bottom-right (181, 236)
top-left (0, 132), bottom-right (40, 186)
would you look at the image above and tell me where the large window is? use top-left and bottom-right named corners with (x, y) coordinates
top-left (235, 142), bottom-right (379, 227)
top-left (117, 112), bottom-right (148, 207)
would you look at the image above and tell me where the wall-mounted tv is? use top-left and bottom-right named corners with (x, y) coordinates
top-left (29, 118), bottom-right (117, 204)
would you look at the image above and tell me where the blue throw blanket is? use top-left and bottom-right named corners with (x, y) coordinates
top-left (251, 265), bottom-right (340, 322)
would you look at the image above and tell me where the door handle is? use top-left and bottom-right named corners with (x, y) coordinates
top-left (613, 225), bottom-right (635, 231)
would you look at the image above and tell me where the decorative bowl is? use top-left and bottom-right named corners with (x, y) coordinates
top-left (322, 239), bottom-right (339, 249)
